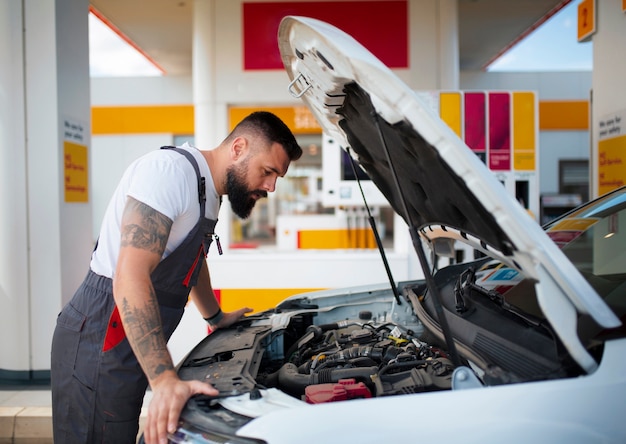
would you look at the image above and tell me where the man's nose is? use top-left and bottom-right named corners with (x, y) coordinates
top-left (261, 176), bottom-right (277, 193)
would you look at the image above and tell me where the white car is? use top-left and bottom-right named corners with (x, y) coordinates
top-left (162, 16), bottom-right (626, 444)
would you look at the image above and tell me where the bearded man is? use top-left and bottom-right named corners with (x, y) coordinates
top-left (51, 111), bottom-right (302, 444)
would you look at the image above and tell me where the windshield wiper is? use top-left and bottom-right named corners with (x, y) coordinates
top-left (456, 267), bottom-right (547, 330)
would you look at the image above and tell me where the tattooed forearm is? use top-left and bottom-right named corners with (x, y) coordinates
top-left (120, 292), bottom-right (174, 380)
top-left (115, 198), bottom-right (176, 381)
top-left (120, 197), bottom-right (172, 255)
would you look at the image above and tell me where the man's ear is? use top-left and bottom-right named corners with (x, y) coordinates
top-left (231, 136), bottom-right (248, 161)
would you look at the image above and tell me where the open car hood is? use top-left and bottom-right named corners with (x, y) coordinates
top-left (278, 16), bottom-right (620, 373)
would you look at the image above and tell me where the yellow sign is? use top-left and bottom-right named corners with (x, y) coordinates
top-left (577, 0), bottom-right (596, 42)
top-left (598, 110), bottom-right (626, 195)
top-left (512, 92), bottom-right (536, 171)
top-left (439, 92), bottom-right (462, 138)
top-left (64, 141), bottom-right (89, 202)
top-left (598, 136), bottom-right (626, 195)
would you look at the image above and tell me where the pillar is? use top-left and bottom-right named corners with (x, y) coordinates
top-left (408, 0), bottom-right (460, 90)
top-left (192, 0), bottom-right (233, 250)
top-left (0, 0), bottom-right (92, 380)
top-left (590, 0), bottom-right (626, 198)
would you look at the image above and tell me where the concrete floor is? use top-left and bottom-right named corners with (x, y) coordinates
top-left (0, 385), bottom-right (152, 443)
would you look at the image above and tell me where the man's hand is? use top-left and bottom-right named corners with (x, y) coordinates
top-left (144, 371), bottom-right (219, 444)
top-left (212, 307), bottom-right (253, 330)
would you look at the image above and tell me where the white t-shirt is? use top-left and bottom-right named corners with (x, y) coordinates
top-left (90, 143), bottom-right (219, 278)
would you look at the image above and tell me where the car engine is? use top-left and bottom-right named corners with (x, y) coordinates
top-left (258, 320), bottom-right (454, 403)
top-left (178, 287), bottom-right (455, 408)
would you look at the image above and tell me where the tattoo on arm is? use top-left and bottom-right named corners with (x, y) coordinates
top-left (116, 198), bottom-right (175, 380)
top-left (120, 291), bottom-right (174, 380)
top-left (120, 197), bottom-right (173, 255)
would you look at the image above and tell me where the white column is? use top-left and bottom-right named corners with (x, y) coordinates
top-left (0, 0), bottom-right (30, 378)
top-left (437, 0), bottom-right (460, 90)
top-left (193, 0), bottom-right (232, 250)
top-left (0, 0), bottom-right (92, 379)
top-left (193, 0), bottom-right (218, 149)
top-left (408, 0), bottom-right (459, 90)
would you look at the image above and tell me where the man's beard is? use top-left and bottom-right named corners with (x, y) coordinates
top-left (226, 162), bottom-right (267, 219)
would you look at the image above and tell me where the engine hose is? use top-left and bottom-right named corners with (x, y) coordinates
top-left (379, 360), bottom-right (426, 376)
top-left (277, 363), bottom-right (378, 397)
top-left (259, 368), bottom-right (280, 388)
top-left (347, 357), bottom-right (378, 367)
top-left (317, 323), bottom-right (339, 331)
top-left (323, 345), bottom-right (383, 363)
top-left (314, 355), bottom-right (380, 372)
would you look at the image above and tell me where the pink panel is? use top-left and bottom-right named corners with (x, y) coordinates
top-left (464, 92), bottom-right (486, 161)
top-left (488, 92), bottom-right (511, 171)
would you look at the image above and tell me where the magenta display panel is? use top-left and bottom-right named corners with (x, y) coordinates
top-left (488, 92), bottom-right (511, 171)
top-left (243, 1), bottom-right (408, 70)
top-left (464, 92), bottom-right (486, 160)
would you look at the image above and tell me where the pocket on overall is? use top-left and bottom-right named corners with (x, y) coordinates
top-left (58, 302), bottom-right (104, 390)
top-left (52, 303), bottom-right (86, 373)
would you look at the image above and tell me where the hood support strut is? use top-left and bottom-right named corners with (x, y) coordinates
top-left (346, 146), bottom-right (401, 305)
top-left (370, 111), bottom-right (462, 368)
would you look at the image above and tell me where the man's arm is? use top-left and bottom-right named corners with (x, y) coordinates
top-left (113, 197), bottom-right (173, 379)
top-left (189, 259), bottom-right (253, 330)
top-left (113, 197), bottom-right (217, 444)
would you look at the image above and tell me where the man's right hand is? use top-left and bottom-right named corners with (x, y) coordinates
top-left (144, 370), bottom-right (219, 444)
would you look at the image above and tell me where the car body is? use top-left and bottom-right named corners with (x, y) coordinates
top-left (164, 16), bottom-right (626, 444)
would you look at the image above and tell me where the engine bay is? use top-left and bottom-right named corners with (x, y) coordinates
top-left (169, 254), bottom-right (604, 444)
top-left (177, 257), bottom-right (578, 411)
top-left (178, 311), bottom-right (454, 405)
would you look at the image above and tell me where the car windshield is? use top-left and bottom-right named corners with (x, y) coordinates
top-left (544, 188), bottom-right (626, 299)
top-left (542, 187), bottom-right (626, 343)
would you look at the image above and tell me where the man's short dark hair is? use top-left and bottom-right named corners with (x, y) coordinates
top-left (231, 111), bottom-right (303, 161)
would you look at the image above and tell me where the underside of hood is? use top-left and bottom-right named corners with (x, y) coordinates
top-left (336, 81), bottom-right (514, 256)
top-left (277, 15), bottom-right (620, 373)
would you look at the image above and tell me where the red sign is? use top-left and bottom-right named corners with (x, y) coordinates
top-left (243, 1), bottom-right (408, 70)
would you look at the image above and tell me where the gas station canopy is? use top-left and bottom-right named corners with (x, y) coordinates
top-left (89, 0), bottom-right (571, 76)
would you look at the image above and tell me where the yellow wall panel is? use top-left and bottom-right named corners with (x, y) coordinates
top-left (539, 100), bottom-right (589, 130)
top-left (92, 105), bottom-right (195, 134)
top-left (229, 106), bottom-right (322, 134)
top-left (298, 229), bottom-right (376, 249)
top-left (219, 288), bottom-right (325, 314)
top-left (91, 101), bottom-right (590, 135)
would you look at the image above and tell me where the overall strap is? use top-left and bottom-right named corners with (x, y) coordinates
top-left (160, 146), bottom-right (206, 216)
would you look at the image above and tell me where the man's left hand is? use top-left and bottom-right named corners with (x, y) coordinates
top-left (211, 307), bottom-right (253, 330)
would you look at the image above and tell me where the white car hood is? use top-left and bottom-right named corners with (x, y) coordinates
top-left (277, 16), bottom-right (620, 373)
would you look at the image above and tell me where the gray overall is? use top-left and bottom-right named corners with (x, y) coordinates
top-left (51, 147), bottom-right (217, 443)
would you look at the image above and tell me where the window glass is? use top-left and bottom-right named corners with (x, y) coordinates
top-left (545, 189), bottom-right (626, 300)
